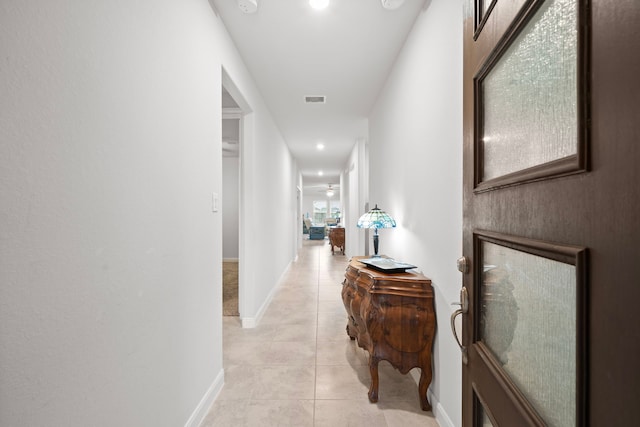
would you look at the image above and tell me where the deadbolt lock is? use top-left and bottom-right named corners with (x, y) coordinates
top-left (457, 256), bottom-right (469, 274)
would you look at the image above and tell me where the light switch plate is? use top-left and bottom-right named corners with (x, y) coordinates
top-left (212, 193), bottom-right (219, 212)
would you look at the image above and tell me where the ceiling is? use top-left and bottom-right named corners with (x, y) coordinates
top-left (212, 0), bottom-right (427, 189)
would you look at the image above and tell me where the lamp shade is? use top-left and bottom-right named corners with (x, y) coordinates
top-left (357, 205), bottom-right (395, 257)
top-left (357, 204), bottom-right (396, 229)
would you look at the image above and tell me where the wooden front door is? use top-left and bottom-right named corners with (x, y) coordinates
top-left (461, 0), bottom-right (640, 425)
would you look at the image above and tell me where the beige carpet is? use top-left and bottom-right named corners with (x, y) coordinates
top-left (223, 261), bottom-right (239, 316)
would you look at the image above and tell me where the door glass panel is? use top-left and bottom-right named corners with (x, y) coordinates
top-left (480, 242), bottom-right (576, 427)
top-left (476, 0), bottom-right (494, 30)
top-left (477, 0), bottom-right (492, 19)
top-left (478, 404), bottom-right (494, 427)
top-left (483, 0), bottom-right (492, 14)
top-left (481, 0), bottom-right (578, 181)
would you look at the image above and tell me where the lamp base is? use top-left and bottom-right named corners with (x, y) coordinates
top-left (373, 233), bottom-right (379, 256)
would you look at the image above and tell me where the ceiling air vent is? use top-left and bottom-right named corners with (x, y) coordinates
top-left (305, 95), bottom-right (326, 104)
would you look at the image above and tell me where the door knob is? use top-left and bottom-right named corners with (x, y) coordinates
top-left (457, 256), bottom-right (469, 274)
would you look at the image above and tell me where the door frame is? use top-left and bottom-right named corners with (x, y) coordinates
top-left (222, 68), bottom-right (253, 324)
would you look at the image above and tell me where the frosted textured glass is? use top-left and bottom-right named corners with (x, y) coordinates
top-left (480, 242), bottom-right (576, 427)
top-left (479, 404), bottom-right (494, 427)
top-left (482, 0), bottom-right (578, 180)
top-left (483, 0), bottom-right (492, 14)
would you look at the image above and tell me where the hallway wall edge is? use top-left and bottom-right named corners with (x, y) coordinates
top-left (184, 369), bottom-right (224, 427)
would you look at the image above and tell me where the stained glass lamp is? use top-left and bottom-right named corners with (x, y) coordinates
top-left (357, 204), bottom-right (396, 257)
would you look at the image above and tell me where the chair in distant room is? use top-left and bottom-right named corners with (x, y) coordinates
top-left (303, 218), bottom-right (312, 234)
top-left (325, 218), bottom-right (337, 227)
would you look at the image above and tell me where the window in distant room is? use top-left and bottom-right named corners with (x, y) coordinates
top-left (313, 200), bottom-right (327, 224)
top-left (330, 200), bottom-right (341, 219)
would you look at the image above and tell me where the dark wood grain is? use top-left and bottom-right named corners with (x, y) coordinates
top-left (463, 0), bottom-right (640, 425)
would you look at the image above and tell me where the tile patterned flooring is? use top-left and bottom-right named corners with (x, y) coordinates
top-left (201, 239), bottom-right (439, 427)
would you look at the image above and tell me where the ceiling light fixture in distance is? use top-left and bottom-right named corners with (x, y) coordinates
top-left (326, 185), bottom-right (334, 197)
top-left (317, 143), bottom-right (325, 150)
top-left (309, 0), bottom-right (330, 11)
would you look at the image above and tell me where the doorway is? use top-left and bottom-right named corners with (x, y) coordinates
top-left (221, 73), bottom-right (247, 318)
top-left (221, 106), bottom-right (240, 316)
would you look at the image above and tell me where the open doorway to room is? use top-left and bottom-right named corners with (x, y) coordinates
top-left (221, 86), bottom-right (241, 317)
top-left (222, 68), bottom-right (255, 327)
top-left (301, 183), bottom-right (342, 247)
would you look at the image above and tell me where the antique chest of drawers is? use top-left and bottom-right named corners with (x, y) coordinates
top-left (341, 256), bottom-right (436, 410)
top-left (328, 227), bottom-right (345, 254)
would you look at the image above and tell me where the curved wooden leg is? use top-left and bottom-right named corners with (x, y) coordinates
top-left (368, 356), bottom-right (379, 403)
top-left (418, 366), bottom-right (433, 411)
top-left (346, 323), bottom-right (356, 340)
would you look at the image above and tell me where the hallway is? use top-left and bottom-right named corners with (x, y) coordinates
top-left (201, 240), bottom-right (439, 426)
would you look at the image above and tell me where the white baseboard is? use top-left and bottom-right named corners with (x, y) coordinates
top-left (428, 389), bottom-right (456, 427)
top-left (241, 315), bottom-right (257, 328)
top-left (184, 369), bottom-right (224, 427)
top-left (240, 260), bottom-right (292, 329)
top-left (240, 284), bottom-right (274, 328)
top-left (408, 370), bottom-right (456, 427)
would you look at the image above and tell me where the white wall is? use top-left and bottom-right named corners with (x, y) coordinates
top-left (0, 0), bottom-right (296, 425)
top-left (235, 109), bottom-right (296, 324)
top-left (222, 157), bottom-right (240, 259)
top-left (296, 173), bottom-right (303, 250)
top-left (344, 138), bottom-right (369, 258)
top-left (367, 0), bottom-right (463, 426)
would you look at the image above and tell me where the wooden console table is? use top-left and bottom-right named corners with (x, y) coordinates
top-left (341, 256), bottom-right (436, 411)
top-left (328, 227), bottom-right (345, 254)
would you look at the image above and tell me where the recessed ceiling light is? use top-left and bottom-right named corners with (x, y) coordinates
top-left (237, 0), bottom-right (258, 14)
top-left (317, 143), bottom-right (325, 150)
top-left (309, 0), bottom-right (329, 11)
top-left (318, 171), bottom-right (324, 176)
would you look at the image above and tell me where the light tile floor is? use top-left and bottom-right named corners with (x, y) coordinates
top-left (201, 239), bottom-right (439, 427)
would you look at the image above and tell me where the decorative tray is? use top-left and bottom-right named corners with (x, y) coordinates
top-left (358, 257), bottom-right (417, 273)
